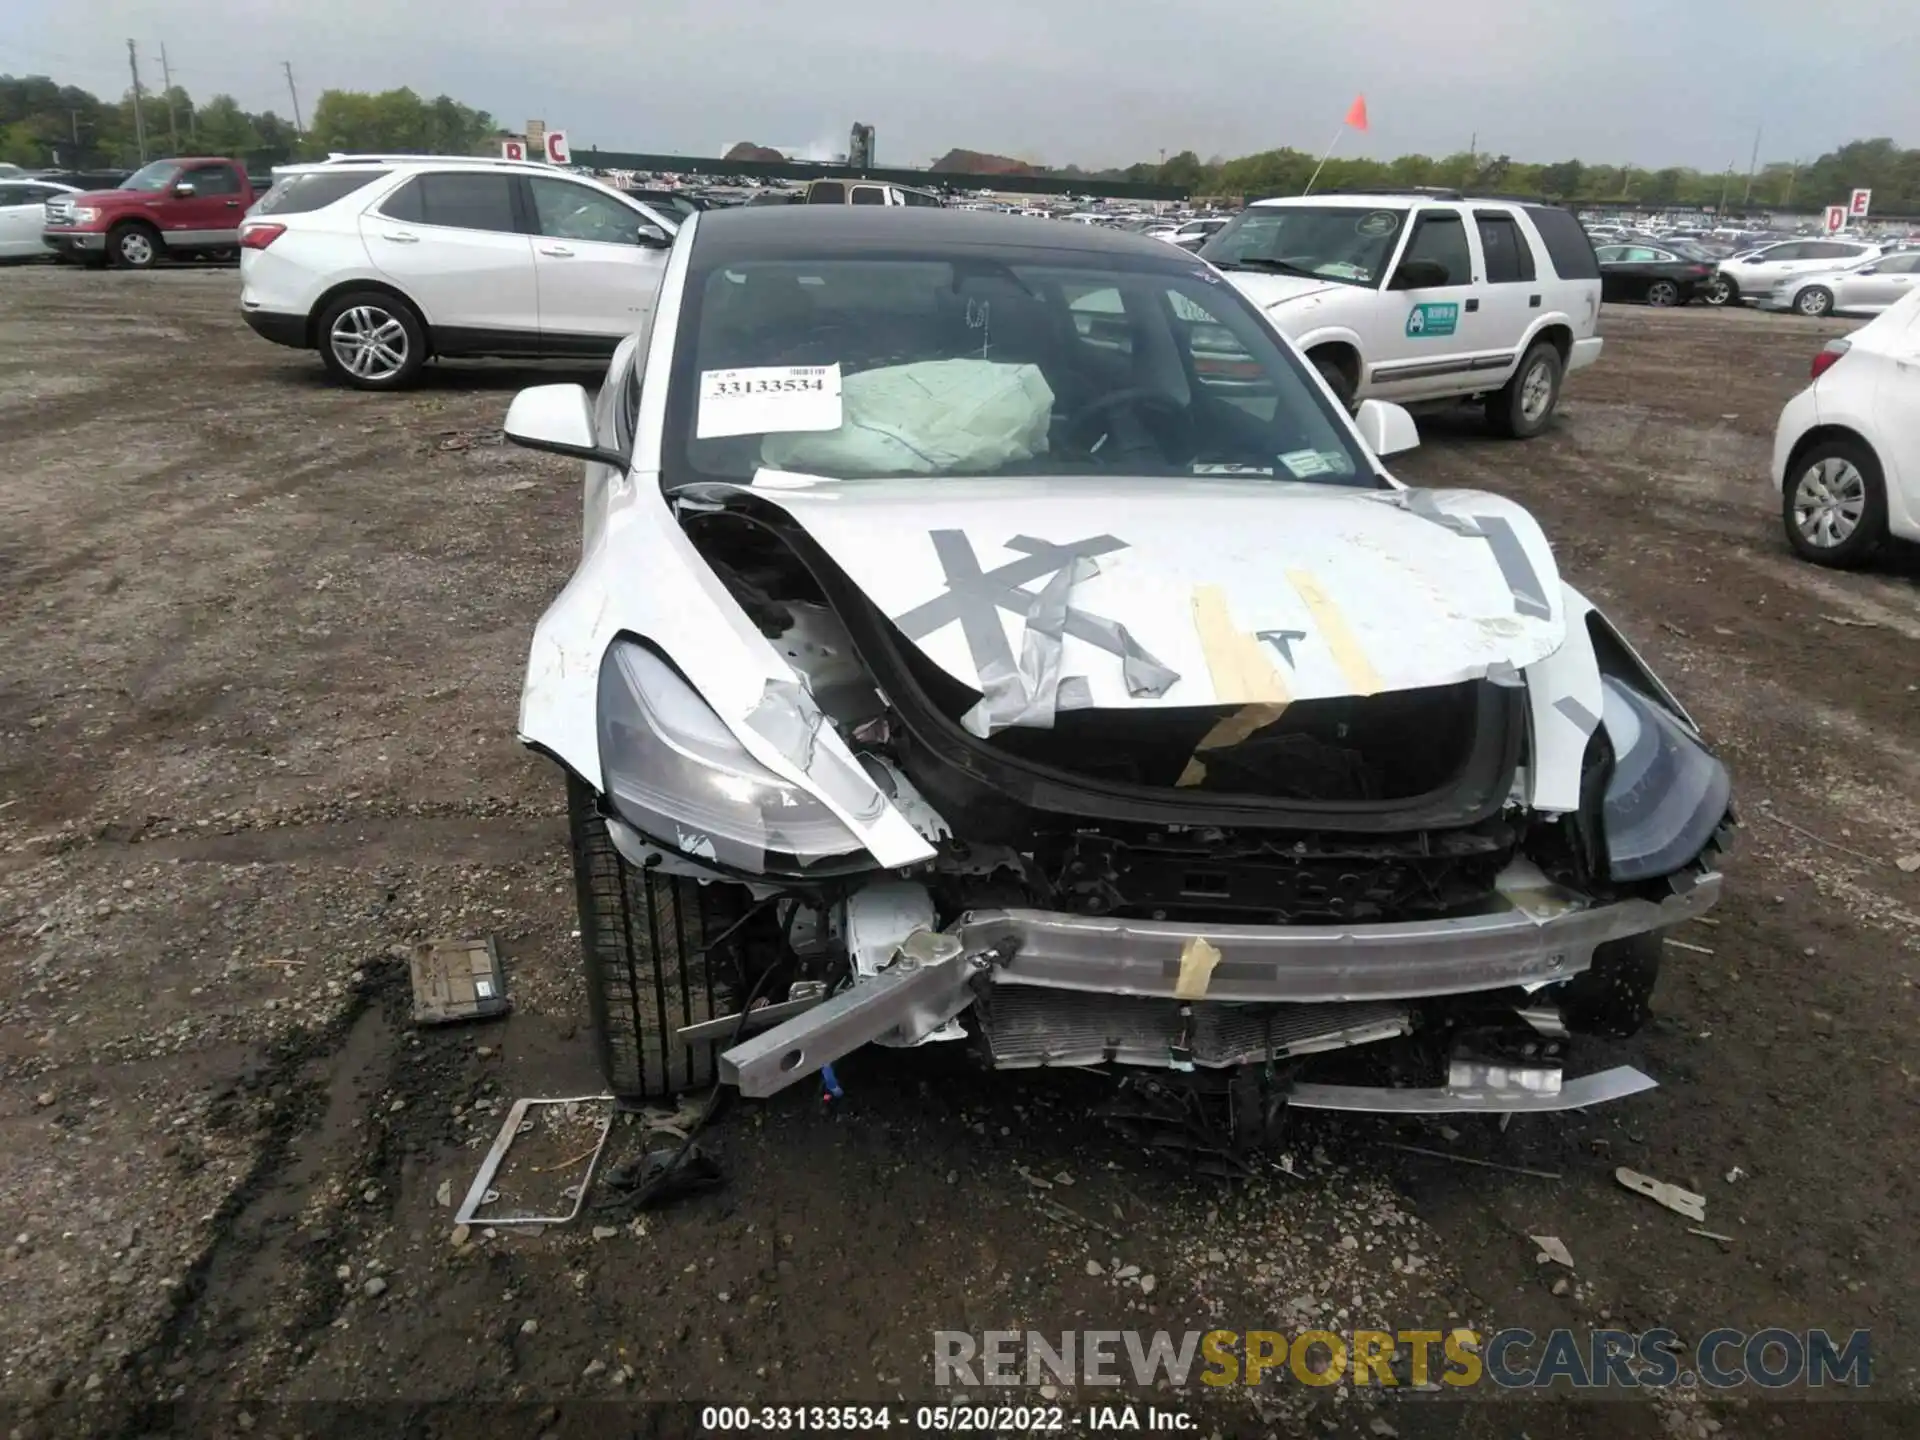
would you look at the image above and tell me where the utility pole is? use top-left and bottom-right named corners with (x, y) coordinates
top-left (1742, 124), bottom-right (1762, 205)
top-left (281, 61), bottom-right (304, 133)
top-left (1784, 159), bottom-right (1800, 207)
top-left (158, 44), bottom-right (180, 151)
top-left (126, 38), bottom-right (148, 163)
top-left (1718, 162), bottom-right (1734, 212)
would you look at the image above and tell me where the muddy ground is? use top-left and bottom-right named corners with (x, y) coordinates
top-left (1, 266), bottom-right (1916, 1439)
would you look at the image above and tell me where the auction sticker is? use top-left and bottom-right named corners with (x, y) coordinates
top-left (1356, 210), bottom-right (1400, 238)
top-left (696, 364), bottom-right (843, 439)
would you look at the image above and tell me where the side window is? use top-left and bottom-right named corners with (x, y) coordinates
top-left (850, 186), bottom-right (886, 206)
top-left (529, 177), bottom-right (642, 244)
top-left (806, 181), bottom-right (846, 204)
top-left (1594, 245), bottom-right (1625, 262)
top-left (1524, 206), bottom-right (1601, 280)
top-left (0, 186), bottom-right (21, 207)
top-left (378, 178), bottom-right (425, 223)
top-left (185, 164), bottom-right (241, 196)
top-left (1764, 243), bottom-right (1806, 262)
top-left (416, 173), bottom-right (518, 233)
top-left (1806, 242), bottom-right (1859, 261)
top-left (901, 188), bottom-right (941, 208)
top-left (1882, 254), bottom-right (1920, 274)
top-left (1398, 211), bottom-right (1472, 287)
top-left (1476, 213), bottom-right (1535, 283)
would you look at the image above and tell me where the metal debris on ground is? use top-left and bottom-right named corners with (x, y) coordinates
top-left (1821, 615), bottom-right (1880, 629)
top-left (1664, 938), bottom-right (1715, 955)
top-left (1725, 1166), bottom-right (1747, 1184)
top-left (1377, 1141), bottom-right (1562, 1181)
top-left (598, 1142), bottom-right (726, 1209)
top-left (1615, 1167), bottom-right (1707, 1222)
top-left (1031, 1195), bottom-right (1123, 1240)
top-left (1896, 854), bottom-right (1920, 874)
top-left (454, 1095), bottom-right (614, 1228)
top-left (408, 935), bottom-right (509, 1025)
top-left (1688, 1226), bottom-right (1736, 1244)
top-left (1531, 1235), bottom-right (1575, 1269)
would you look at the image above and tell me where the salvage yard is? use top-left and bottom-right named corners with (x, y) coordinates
top-left (2, 266), bottom-right (1917, 1438)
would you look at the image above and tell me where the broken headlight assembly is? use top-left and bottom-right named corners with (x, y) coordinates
top-left (596, 640), bottom-right (866, 873)
top-left (1597, 676), bottom-right (1731, 882)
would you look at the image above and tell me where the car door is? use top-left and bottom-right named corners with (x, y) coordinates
top-left (1840, 252), bottom-right (1920, 312)
top-left (0, 185), bottom-right (35, 257)
top-left (361, 172), bottom-right (539, 347)
top-left (524, 175), bottom-right (672, 356)
top-left (1869, 300), bottom-right (1920, 537)
top-left (1473, 209), bottom-right (1544, 344)
top-left (172, 163), bottom-right (248, 245)
top-left (1367, 205), bottom-right (1497, 400)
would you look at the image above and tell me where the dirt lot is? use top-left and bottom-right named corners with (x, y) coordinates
top-left (1, 266), bottom-right (1916, 1439)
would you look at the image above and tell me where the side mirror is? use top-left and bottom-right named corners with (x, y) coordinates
top-left (504, 384), bottom-right (629, 468)
top-left (172, 182), bottom-right (197, 197)
top-left (1389, 259), bottom-right (1449, 290)
top-left (1354, 398), bottom-right (1420, 458)
top-left (636, 221), bottom-right (672, 249)
top-left (1858, 266), bottom-right (1879, 275)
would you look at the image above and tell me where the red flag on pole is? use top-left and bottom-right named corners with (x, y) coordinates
top-left (1345, 95), bottom-right (1370, 132)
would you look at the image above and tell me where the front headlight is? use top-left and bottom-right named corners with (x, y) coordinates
top-left (1598, 677), bottom-right (1731, 882)
top-left (70, 206), bottom-right (100, 224)
top-left (596, 640), bottom-right (865, 873)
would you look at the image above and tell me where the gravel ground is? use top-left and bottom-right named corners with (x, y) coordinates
top-left (1, 265), bottom-right (1916, 1439)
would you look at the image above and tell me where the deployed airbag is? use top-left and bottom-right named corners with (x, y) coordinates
top-left (762, 359), bottom-right (1054, 476)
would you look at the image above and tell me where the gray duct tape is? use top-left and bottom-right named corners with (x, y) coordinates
top-left (1554, 694), bottom-right (1601, 737)
top-left (1484, 659), bottom-right (1524, 688)
top-left (1472, 514), bottom-right (1554, 620)
top-left (1398, 487), bottom-right (1483, 538)
top-left (908, 531), bottom-right (1180, 734)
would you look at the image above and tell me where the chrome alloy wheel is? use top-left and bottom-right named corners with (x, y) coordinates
top-left (328, 305), bottom-right (409, 382)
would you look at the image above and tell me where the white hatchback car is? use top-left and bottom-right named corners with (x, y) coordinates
top-left (0, 178), bottom-right (77, 260)
top-left (1771, 286), bottom-right (1920, 566)
top-left (238, 157), bottom-right (679, 389)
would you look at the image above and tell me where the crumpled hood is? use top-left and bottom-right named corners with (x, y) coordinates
top-left (1221, 271), bottom-right (1349, 311)
top-left (729, 475), bottom-right (1565, 713)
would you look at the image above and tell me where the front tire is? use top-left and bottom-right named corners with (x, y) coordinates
top-left (1310, 349), bottom-right (1357, 411)
top-left (315, 290), bottom-right (427, 390)
top-left (1486, 340), bottom-right (1563, 439)
top-left (568, 777), bottom-right (760, 1100)
top-left (1701, 275), bottom-right (1737, 307)
top-left (1645, 279), bottom-right (1681, 307)
top-left (107, 223), bottom-right (162, 270)
top-left (1795, 286), bottom-right (1835, 317)
top-left (1782, 436), bottom-right (1887, 568)
top-left (1557, 932), bottom-right (1662, 1038)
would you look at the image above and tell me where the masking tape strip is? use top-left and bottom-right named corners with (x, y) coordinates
top-left (1190, 585), bottom-right (1290, 705)
top-left (1173, 935), bottom-right (1223, 1000)
top-left (1285, 569), bottom-right (1383, 697)
top-left (1174, 702), bottom-right (1289, 787)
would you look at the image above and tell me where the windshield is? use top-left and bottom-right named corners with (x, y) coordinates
top-left (120, 161), bottom-right (181, 192)
top-left (666, 254), bottom-right (1373, 487)
top-left (1198, 206), bottom-right (1407, 286)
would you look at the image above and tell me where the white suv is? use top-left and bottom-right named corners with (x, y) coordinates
top-left (1200, 193), bottom-right (1603, 437)
top-left (239, 157), bottom-right (679, 389)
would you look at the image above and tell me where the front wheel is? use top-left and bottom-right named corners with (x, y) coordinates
top-left (108, 224), bottom-right (161, 270)
top-left (1794, 286), bottom-right (1835, 318)
top-left (1645, 279), bottom-right (1681, 307)
top-left (1782, 437), bottom-right (1887, 568)
top-left (1701, 276), bottom-right (1737, 307)
top-left (315, 290), bottom-right (427, 390)
top-left (1310, 350), bottom-right (1357, 411)
top-left (568, 777), bottom-right (768, 1100)
top-left (1486, 341), bottom-right (1563, 439)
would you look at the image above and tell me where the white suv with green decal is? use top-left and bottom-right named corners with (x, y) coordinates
top-left (1201, 192), bottom-right (1604, 438)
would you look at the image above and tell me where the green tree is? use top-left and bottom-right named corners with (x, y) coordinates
top-left (307, 86), bottom-right (493, 156)
top-left (195, 94), bottom-right (260, 156)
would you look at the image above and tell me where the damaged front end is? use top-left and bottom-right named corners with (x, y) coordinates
top-left (551, 480), bottom-right (1731, 1133)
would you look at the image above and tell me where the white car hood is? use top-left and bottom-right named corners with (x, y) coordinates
top-left (728, 475), bottom-right (1564, 720)
top-left (1221, 271), bottom-right (1350, 311)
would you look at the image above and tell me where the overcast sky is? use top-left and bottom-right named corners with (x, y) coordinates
top-left (8, 0), bottom-right (1918, 171)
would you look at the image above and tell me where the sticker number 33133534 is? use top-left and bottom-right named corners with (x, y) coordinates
top-left (696, 364), bottom-right (844, 439)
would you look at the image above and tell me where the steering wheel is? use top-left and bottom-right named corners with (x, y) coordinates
top-left (1063, 387), bottom-right (1193, 463)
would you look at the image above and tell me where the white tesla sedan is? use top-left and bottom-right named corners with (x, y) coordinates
top-left (498, 207), bottom-right (1732, 1144)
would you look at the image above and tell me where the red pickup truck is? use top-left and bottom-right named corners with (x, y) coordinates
top-left (42, 156), bottom-right (262, 269)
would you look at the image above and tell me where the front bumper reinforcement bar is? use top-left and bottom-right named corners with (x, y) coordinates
top-left (719, 873), bottom-right (1719, 1099)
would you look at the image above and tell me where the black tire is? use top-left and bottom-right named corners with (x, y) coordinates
top-left (1701, 275), bottom-right (1737, 307)
top-left (1485, 340), bottom-right (1563, 439)
top-left (1794, 286), bottom-right (1835, 318)
top-left (314, 289), bottom-right (428, 390)
top-left (568, 776), bottom-right (762, 1100)
top-left (1310, 350), bottom-right (1357, 410)
top-left (1781, 435), bottom-right (1888, 568)
top-left (1557, 932), bottom-right (1662, 1038)
top-left (107, 223), bottom-right (162, 270)
top-left (1644, 279), bottom-right (1681, 307)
